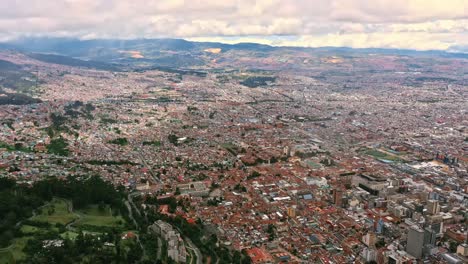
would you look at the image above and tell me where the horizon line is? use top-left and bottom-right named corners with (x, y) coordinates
top-left (1, 36), bottom-right (467, 55)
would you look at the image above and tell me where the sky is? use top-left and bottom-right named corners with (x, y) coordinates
top-left (1, 0), bottom-right (467, 51)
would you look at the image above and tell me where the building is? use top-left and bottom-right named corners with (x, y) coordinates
top-left (423, 227), bottom-right (438, 257)
top-left (406, 225), bottom-right (424, 259)
top-left (441, 253), bottom-right (464, 264)
top-left (426, 214), bottom-right (444, 234)
top-left (177, 181), bottom-right (209, 197)
top-left (456, 243), bottom-right (468, 257)
top-left (376, 218), bottom-right (384, 234)
top-left (246, 247), bottom-right (273, 263)
top-left (352, 174), bottom-right (387, 196)
top-left (305, 177), bottom-right (328, 187)
top-left (361, 247), bottom-right (377, 262)
top-left (362, 232), bottom-right (377, 248)
top-left (386, 250), bottom-right (416, 264)
top-left (287, 207), bottom-right (296, 218)
top-left (332, 189), bottom-right (343, 207)
top-left (427, 200), bottom-right (440, 215)
top-left (423, 227), bottom-right (437, 246)
top-left (149, 220), bottom-right (187, 263)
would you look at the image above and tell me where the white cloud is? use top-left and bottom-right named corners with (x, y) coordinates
top-left (0, 0), bottom-right (467, 50)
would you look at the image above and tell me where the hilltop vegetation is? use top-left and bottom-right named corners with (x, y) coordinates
top-left (0, 59), bottom-right (42, 105)
top-left (27, 53), bottom-right (121, 71)
top-left (0, 92), bottom-right (41, 105)
top-left (240, 76), bottom-right (276, 88)
top-left (0, 176), bottom-right (136, 264)
top-left (0, 60), bottom-right (21, 71)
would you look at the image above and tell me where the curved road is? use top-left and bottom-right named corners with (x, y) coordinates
top-left (124, 195), bottom-right (147, 259)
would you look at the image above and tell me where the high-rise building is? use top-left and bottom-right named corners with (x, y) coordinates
top-left (406, 225), bottom-right (425, 259)
top-left (332, 189), bottom-right (343, 207)
top-left (456, 244), bottom-right (468, 257)
top-left (427, 200), bottom-right (440, 215)
top-left (423, 227), bottom-right (438, 257)
top-left (428, 192), bottom-right (440, 200)
top-left (361, 247), bottom-right (377, 262)
top-left (424, 227), bottom-right (437, 246)
top-left (376, 218), bottom-right (384, 234)
top-left (362, 232), bottom-right (377, 248)
top-left (287, 207), bottom-right (296, 218)
top-left (427, 214), bottom-right (444, 234)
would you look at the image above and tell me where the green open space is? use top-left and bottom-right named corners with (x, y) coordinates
top-left (0, 141), bottom-right (32, 152)
top-left (363, 148), bottom-right (405, 162)
top-left (19, 225), bottom-right (41, 235)
top-left (383, 148), bottom-right (407, 156)
top-left (0, 176), bottom-right (143, 263)
top-left (142, 140), bottom-right (161, 146)
top-left (1, 201), bottom-right (127, 264)
top-left (0, 251), bottom-right (14, 264)
top-left (76, 205), bottom-right (125, 228)
top-left (304, 160), bottom-right (322, 169)
top-left (221, 142), bottom-right (242, 155)
top-left (30, 198), bottom-right (78, 225)
top-left (0, 236), bottom-right (32, 264)
top-left (60, 231), bottom-right (79, 240)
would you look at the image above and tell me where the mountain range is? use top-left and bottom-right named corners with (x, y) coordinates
top-left (1, 37), bottom-right (467, 71)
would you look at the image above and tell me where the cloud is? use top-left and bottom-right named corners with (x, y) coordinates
top-left (330, 0), bottom-right (468, 23)
top-left (189, 30), bottom-right (468, 51)
top-left (0, 0), bottom-right (467, 50)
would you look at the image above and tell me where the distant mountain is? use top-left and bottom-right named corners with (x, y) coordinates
top-left (5, 37), bottom-right (273, 55)
top-left (0, 92), bottom-right (42, 105)
top-left (27, 53), bottom-right (122, 71)
top-left (0, 59), bottom-right (22, 71)
top-left (0, 59), bottom-right (37, 92)
top-left (308, 46), bottom-right (468, 59)
top-left (4, 37), bottom-right (466, 56)
top-left (6, 38), bottom-right (199, 57)
top-left (448, 45), bottom-right (468, 54)
top-left (1, 37), bottom-right (466, 70)
top-left (0, 59), bottom-right (41, 105)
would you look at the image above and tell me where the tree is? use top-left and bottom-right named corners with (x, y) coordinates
top-left (267, 224), bottom-right (276, 241)
top-left (47, 137), bottom-right (69, 156)
top-left (375, 239), bottom-right (385, 249)
top-left (98, 201), bottom-right (106, 212)
top-left (126, 241), bottom-right (143, 263)
top-left (108, 138), bottom-right (128, 146)
top-left (248, 171), bottom-right (261, 179)
top-left (234, 183), bottom-right (247, 192)
top-left (449, 241), bottom-right (458, 253)
top-left (168, 134), bottom-right (178, 145)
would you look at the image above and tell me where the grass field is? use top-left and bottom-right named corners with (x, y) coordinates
top-left (0, 198), bottom-right (77, 264)
top-left (0, 199), bottom-right (128, 264)
top-left (0, 236), bottom-right (32, 264)
top-left (76, 205), bottom-right (125, 228)
top-left (304, 159), bottom-right (322, 168)
top-left (0, 251), bottom-right (14, 264)
top-left (221, 142), bottom-right (242, 155)
top-left (31, 198), bottom-right (78, 225)
top-left (19, 225), bottom-right (41, 235)
top-left (9, 237), bottom-right (29, 261)
top-left (60, 231), bottom-right (79, 240)
top-left (363, 149), bottom-right (404, 162)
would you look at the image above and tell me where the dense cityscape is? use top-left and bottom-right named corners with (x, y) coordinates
top-left (0, 36), bottom-right (466, 264)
